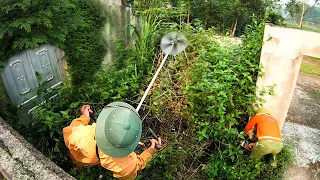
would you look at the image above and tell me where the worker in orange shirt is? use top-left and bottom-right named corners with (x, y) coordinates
top-left (245, 108), bottom-right (283, 167)
top-left (63, 102), bottom-right (161, 179)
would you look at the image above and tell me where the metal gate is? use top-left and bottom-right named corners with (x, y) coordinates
top-left (1, 45), bottom-right (65, 123)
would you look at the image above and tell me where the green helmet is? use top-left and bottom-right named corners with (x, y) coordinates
top-left (256, 108), bottom-right (269, 115)
top-left (95, 102), bottom-right (141, 158)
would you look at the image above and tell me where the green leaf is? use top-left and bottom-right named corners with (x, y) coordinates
top-left (70, 102), bottom-right (80, 108)
top-left (54, 142), bottom-right (60, 153)
top-left (60, 110), bottom-right (69, 119)
top-left (50, 131), bottom-right (54, 138)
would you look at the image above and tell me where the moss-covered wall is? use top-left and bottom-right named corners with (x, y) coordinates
top-left (100, 0), bottom-right (136, 65)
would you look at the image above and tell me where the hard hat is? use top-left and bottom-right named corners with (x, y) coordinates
top-left (256, 108), bottom-right (269, 115)
top-left (95, 102), bottom-right (142, 158)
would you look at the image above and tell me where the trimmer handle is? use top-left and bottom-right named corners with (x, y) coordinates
top-left (143, 140), bottom-right (161, 150)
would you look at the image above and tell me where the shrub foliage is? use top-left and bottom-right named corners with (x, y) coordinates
top-left (0, 0), bottom-right (107, 84)
top-left (184, 22), bottom-right (291, 179)
top-left (0, 1), bottom-right (293, 180)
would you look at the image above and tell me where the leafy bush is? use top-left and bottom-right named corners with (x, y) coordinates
top-left (206, 145), bottom-right (294, 179)
top-left (185, 22), bottom-right (264, 142)
top-left (0, 0), bottom-right (107, 84)
top-left (266, 9), bottom-right (285, 25)
top-left (0, 3), bottom-right (293, 179)
top-left (0, 15), bottom-right (160, 179)
top-left (183, 22), bottom-right (292, 179)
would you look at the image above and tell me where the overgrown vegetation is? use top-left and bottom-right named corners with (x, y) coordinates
top-left (187, 31), bottom-right (293, 178)
top-left (0, 0), bottom-right (107, 84)
top-left (1, 13), bottom-right (160, 179)
top-left (0, 1), bottom-right (294, 180)
top-left (284, 21), bottom-right (320, 33)
top-left (129, 0), bottom-right (284, 36)
top-left (137, 21), bottom-right (293, 179)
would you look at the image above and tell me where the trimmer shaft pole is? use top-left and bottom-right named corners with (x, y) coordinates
top-left (136, 53), bottom-right (169, 112)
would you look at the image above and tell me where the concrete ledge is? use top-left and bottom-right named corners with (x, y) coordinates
top-left (0, 117), bottom-right (75, 180)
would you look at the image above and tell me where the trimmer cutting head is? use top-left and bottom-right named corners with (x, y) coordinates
top-left (160, 32), bottom-right (188, 55)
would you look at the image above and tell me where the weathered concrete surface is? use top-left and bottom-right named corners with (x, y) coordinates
top-left (256, 24), bottom-right (320, 129)
top-left (100, 0), bottom-right (136, 65)
top-left (282, 122), bottom-right (320, 167)
top-left (0, 117), bottom-right (75, 180)
top-left (282, 122), bottom-right (320, 180)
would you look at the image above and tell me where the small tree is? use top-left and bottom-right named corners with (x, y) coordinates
top-left (286, 0), bottom-right (319, 28)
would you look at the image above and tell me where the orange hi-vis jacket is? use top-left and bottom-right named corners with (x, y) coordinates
top-left (63, 115), bottom-right (155, 180)
top-left (245, 113), bottom-right (282, 142)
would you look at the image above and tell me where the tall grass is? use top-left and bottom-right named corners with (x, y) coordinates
top-left (284, 21), bottom-right (320, 33)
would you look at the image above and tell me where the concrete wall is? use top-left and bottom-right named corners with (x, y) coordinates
top-left (100, 0), bottom-right (136, 65)
top-left (256, 24), bottom-right (320, 129)
top-left (0, 117), bottom-right (75, 180)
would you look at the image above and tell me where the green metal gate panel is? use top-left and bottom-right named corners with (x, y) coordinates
top-left (1, 45), bottom-right (64, 114)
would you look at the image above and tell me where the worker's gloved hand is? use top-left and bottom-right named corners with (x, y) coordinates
top-left (248, 143), bottom-right (256, 149)
top-left (146, 137), bottom-right (162, 155)
top-left (247, 130), bottom-right (254, 139)
top-left (152, 137), bottom-right (161, 149)
top-left (81, 105), bottom-right (93, 118)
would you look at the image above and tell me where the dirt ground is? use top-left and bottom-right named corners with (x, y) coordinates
top-left (285, 56), bottom-right (320, 180)
top-left (286, 64), bottom-right (320, 130)
top-left (303, 56), bottom-right (320, 67)
top-left (284, 162), bottom-right (320, 180)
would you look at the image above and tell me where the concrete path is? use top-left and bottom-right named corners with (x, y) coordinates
top-left (282, 122), bottom-right (320, 180)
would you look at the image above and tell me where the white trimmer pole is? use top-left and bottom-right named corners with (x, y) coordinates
top-left (136, 53), bottom-right (169, 112)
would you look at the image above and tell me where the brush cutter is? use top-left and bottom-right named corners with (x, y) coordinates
top-left (105, 32), bottom-right (187, 115)
top-left (95, 32), bottom-right (188, 152)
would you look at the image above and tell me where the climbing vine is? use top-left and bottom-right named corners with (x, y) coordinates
top-left (0, 0), bottom-right (107, 85)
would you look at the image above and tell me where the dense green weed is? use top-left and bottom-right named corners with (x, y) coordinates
top-left (0, 0), bottom-right (107, 85)
top-left (0, 7), bottom-right (293, 180)
top-left (0, 14), bottom-right (159, 178)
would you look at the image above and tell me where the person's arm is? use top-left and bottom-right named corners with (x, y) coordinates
top-left (245, 115), bottom-right (259, 133)
top-left (69, 105), bottom-right (93, 127)
top-left (134, 138), bottom-right (160, 170)
top-left (114, 139), bottom-right (161, 180)
top-left (69, 115), bottom-right (90, 127)
top-left (62, 105), bottom-right (93, 153)
top-left (134, 146), bottom-right (157, 170)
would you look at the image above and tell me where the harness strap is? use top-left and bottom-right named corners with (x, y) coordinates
top-left (96, 144), bottom-right (100, 159)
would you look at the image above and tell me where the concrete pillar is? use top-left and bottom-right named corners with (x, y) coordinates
top-left (256, 24), bottom-right (320, 129)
